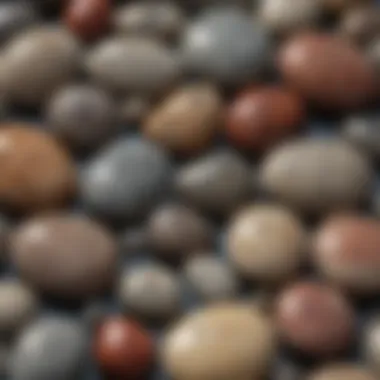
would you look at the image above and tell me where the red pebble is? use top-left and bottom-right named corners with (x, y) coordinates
top-left (226, 86), bottom-right (305, 152)
top-left (64, 0), bottom-right (110, 40)
top-left (93, 317), bottom-right (154, 379)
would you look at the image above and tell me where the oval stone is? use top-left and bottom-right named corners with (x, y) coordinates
top-left (307, 364), bottom-right (376, 380)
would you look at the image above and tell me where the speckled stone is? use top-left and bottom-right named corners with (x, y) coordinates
top-left (227, 204), bottom-right (306, 283)
top-left (10, 214), bottom-right (117, 300)
top-left (144, 83), bottom-right (223, 155)
top-left (259, 138), bottom-right (373, 214)
top-left (46, 84), bottom-right (117, 151)
top-left (180, 6), bottom-right (272, 86)
top-left (162, 303), bottom-right (276, 380)
top-left (148, 203), bottom-right (214, 261)
top-left (80, 138), bottom-right (173, 221)
top-left (313, 215), bottom-right (380, 295)
top-left (275, 281), bottom-right (355, 357)
top-left (9, 317), bottom-right (88, 380)
top-left (2, 26), bottom-right (81, 106)
top-left (175, 149), bottom-right (251, 216)
top-left (0, 125), bottom-right (76, 213)
top-left (307, 364), bottom-right (377, 380)
top-left (363, 317), bottom-right (380, 376)
top-left (85, 36), bottom-right (180, 97)
top-left (118, 264), bottom-right (181, 320)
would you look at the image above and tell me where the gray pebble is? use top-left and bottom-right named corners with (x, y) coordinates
top-left (180, 6), bottom-right (272, 86)
top-left (9, 317), bottom-right (88, 380)
top-left (80, 138), bottom-right (173, 221)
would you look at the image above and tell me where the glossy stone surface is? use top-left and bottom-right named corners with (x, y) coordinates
top-left (227, 204), bottom-right (306, 283)
top-left (64, 0), bottom-right (110, 40)
top-left (85, 37), bottom-right (180, 97)
top-left (259, 138), bottom-right (373, 214)
top-left (144, 83), bottom-right (223, 155)
top-left (162, 303), bottom-right (276, 380)
top-left (94, 317), bottom-right (154, 379)
top-left (148, 203), bottom-right (214, 261)
top-left (80, 138), bottom-right (173, 221)
top-left (275, 282), bottom-right (355, 357)
top-left (226, 86), bottom-right (305, 152)
top-left (175, 149), bottom-right (251, 216)
top-left (313, 215), bottom-right (380, 295)
top-left (0, 125), bottom-right (76, 213)
top-left (2, 26), bottom-right (81, 106)
top-left (278, 33), bottom-right (376, 109)
top-left (46, 84), bottom-right (117, 151)
top-left (118, 264), bottom-right (181, 320)
top-left (9, 317), bottom-right (88, 380)
top-left (10, 214), bottom-right (117, 299)
top-left (180, 7), bottom-right (272, 86)
top-left (307, 364), bottom-right (377, 380)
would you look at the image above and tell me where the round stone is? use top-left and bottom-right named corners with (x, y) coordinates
top-left (275, 281), bottom-right (355, 357)
top-left (94, 317), bottom-right (154, 379)
top-left (10, 214), bottom-right (117, 299)
top-left (118, 264), bottom-right (181, 320)
top-left (147, 203), bottom-right (214, 261)
top-left (307, 364), bottom-right (377, 380)
top-left (180, 6), bottom-right (272, 86)
top-left (313, 215), bottom-right (380, 295)
top-left (363, 317), bottom-right (380, 376)
top-left (143, 83), bottom-right (223, 155)
top-left (80, 138), bottom-right (173, 221)
top-left (227, 204), bottom-right (306, 283)
top-left (175, 149), bottom-right (251, 216)
top-left (162, 303), bottom-right (276, 380)
top-left (45, 84), bottom-right (118, 151)
top-left (2, 26), bottom-right (81, 106)
top-left (226, 86), bottom-right (305, 152)
top-left (184, 254), bottom-right (238, 301)
top-left (259, 138), bottom-right (373, 214)
top-left (85, 36), bottom-right (180, 97)
top-left (0, 125), bottom-right (76, 213)
top-left (9, 317), bottom-right (88, 380)
top-left (278, 32), bottom-right (376, 109)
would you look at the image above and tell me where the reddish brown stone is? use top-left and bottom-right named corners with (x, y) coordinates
top-left (94, 317), bottom-right (154, 379)
top-left (278, 33), bottom-right (376, 109)
top-left (64, 0), bottom-right (110, 40)
top-left (0, 125), bottom-right (76, 213)
top-left (275, 281), bottom-right (355, 357)
top-left (226, 86), bottom-right (305, 152)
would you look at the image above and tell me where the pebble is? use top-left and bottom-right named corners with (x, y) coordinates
top-left (275, 281), bottom-right (355, 357)
top-left (9, 317), bottom-right (89, 380)
top-left (94, 317), bottom-right (154, 379)
top-left (313, 215), bottom-right (380, 295)
top-left (278, 32), bottom-right (376, 109)
top-left (143, 83), bottom-right (223, 155)
top-left (113, 1), bottom-right (184, 41)
top-left (162, 303), bottom-right (276, 380)
top-left (363, 317), bottom-right (380, 376)
top-left (307, 364), bottom-right (377, 380)
top-left (259, 138), bottom-right (373, 214)
top-left (0, 125), bottom-right (76, 213)
top-left (227, 204), bottom-right (306, 283)
top-left (64, 0), bottom-right (110, 40)
top-left (175, 149), bottom-right (251, 216)
top-left (258, 0), bottom-right (322, 35)
top-left (2, 26), bottom-right (81, 106)
top-left (226, 86), bottom-right (305, 152)
top-left (80, 138), bottom-right (173, 221)
top-left (46, 84), bottom-right (118, 151)
top-left (180, 6), bottom-right (272, 86)
top-left (147, 203), bottom-right (214, 261)
top-left (118, 264), bottom-right (181, 320)
top-left (85, 36), bottom-right (180, 97)
top-left (119, 97), bottom-right (149, 126)
top-left (10, 214), bottom-right (117, 300)
top-left (184, 254), bottom-right (238, 301)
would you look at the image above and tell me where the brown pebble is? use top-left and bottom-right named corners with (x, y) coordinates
top-left (278, 32), bottom-right (376, 109)
top-left (275, 282), bottom-right (355, 357)
top-left (143, 83), bottom-right (223, 155)
top-left (10, 214), bottom-right (117, 300)
top-left (307, 364), bottom-right (376, 380)
top-left (0, 125), bottom-right (76, 213)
